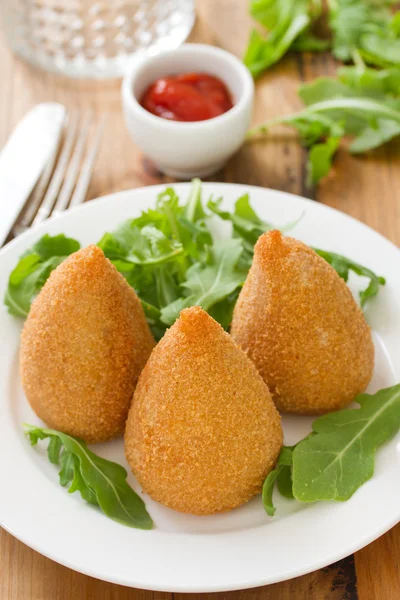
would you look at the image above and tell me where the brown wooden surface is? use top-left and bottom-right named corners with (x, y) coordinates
top-left (1, 1), bottom-right (400, 599)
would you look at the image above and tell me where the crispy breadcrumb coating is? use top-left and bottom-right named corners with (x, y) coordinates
top-left (125, 306), bottom-right (282, 515)
top-left (231, 230), bottom-right (374, 414)
top-left (20, 245), bottom-right (155, 443)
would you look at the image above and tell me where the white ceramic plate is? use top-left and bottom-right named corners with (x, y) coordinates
top-left (1, 183), bottom-right (399, 593)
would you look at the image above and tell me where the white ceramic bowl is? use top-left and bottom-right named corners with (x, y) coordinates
top-left (121, 44), bottom-right (254, 179)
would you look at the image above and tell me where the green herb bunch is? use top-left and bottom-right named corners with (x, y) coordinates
top-left (245, 0), bottom-right (400, 78)
top-left (4, 181), bottom-right (385, 338)
top-left (244, 0), bottom-right (400, 184)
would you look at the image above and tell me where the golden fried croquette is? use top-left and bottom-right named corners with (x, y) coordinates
top-left (20, 245), bottom-right (155, 443)
top-left (125, 306), bottom-right (282, 515)
top-left (230, 230), bottom-right (374, 415)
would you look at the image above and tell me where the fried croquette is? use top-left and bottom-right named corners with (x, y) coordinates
top-left (20, 245), bottom-right (155, 443)
top-left (230, 230), bottom-right (374, 414)
top-left (125, 306), bottom-right (282, 515)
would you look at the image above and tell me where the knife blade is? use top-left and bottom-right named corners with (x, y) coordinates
top-left (0, 103), bottom-right (66, 246)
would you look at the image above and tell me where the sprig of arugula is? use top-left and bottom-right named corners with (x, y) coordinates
top-left (314, 248), bottom-right (386, 307)
top-left (25, 425), bottom-right (152, 529)
top-left (4, 234), bottom-right (80, 317)
top-left (244, 0), bottom-right (399, 79)
top-left (4, 182), bottom-right (385, 333)
top-left (247, 68), bottom-right (400, 184)
top-left (263, 384), bottom-right (400, 516)
top-left (244, 1), bottom-right (400, 183)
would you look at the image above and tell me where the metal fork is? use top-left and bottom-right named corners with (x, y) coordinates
top-left (13, 110), bottom-right (106, 237)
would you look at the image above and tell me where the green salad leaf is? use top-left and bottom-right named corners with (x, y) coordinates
top-left (160, 238), bottom-right (246, 326)
top-left (25, 425), bottom-right (153, 529)
top-left (4, 182), bottom-right (385, 332)
top-left (244, 13), bottom-right (310, 79)
top-left (338, 66), bottom-right (400, 97)
top-left (291, 33), bottom-right (331, 53)
top-left (298, 77), bottom-right (400, 153)
top-left (244, 0), bottom-right (327, 78)
top-left (262, 446), bottom-right (293, 516)
top-left (307, 135), bottom-right (342, 185)
top-left (247, 71), bottom-right (400, 183)
top-left (4, 234), bottom-right (80, 318)
top-left (263, 384), bottom-right (400, 515)
top-left (243, 0), bottom-right (400, 178)
top-left (208, 194), bottom-right (275, 245)
top-left (328, 0), bottom-right (392, 63)
top-left (293, 384), bottom-right (400, 501)
top-left (244, 0), bottom-right (398, 79)
top-left (314, 249), bottom-right (386, 307)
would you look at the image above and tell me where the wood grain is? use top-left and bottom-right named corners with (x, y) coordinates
top-left (0, 1), bottom-right (399, 599)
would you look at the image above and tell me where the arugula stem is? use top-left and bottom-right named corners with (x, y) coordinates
top-left (185, 178), bottom-right (202, 223)
top-left (162, 204), bottom-right (189, 279)
top-left (130, 247), bottom-right (184, 266)
top-left (305, 98), bottom-right (400, 122)
top-left (247, 97), bottom-right (400, 139)
top-left (351, 48), bottom-right (366, 71)
top-left (164, 205), bottom-right (181, 242)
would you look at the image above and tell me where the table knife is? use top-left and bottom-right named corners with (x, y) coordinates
top-left (0, 103), bottom-right (66, 246)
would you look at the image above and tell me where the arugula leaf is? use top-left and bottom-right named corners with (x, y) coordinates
top-left (294, 97), bottom-right (400, 126)
top-left (98, 223), bottom-right (183, 267)
top-left (182, 239), bottom-right (245, 306)
top-left (299, 77), bottom-right (400, 152)
top-left (292, 384), bottom-right (400, 502)
top-left (263, 385), bottom-right (400, 516)
top-left (31, 234), bottom-right (80, 260)
top-left (262, 446), bottom-right (293, 516)
top-left (208, 194), bottom-right (275, 246)
top-left (4, 182), bottom-right (386, 334)
top-left (160, 238), bottom-right (246, 326)
top-left (276, 459), bottom-right (295, 499)
top-left (184, 177), bottom-right (206, 222)
top-left (47, 435), bottom-right (62, 464)
top-left (338, 66), bottom-right (400, 97)
top-left (4, 235), bottom-right (80, 318)
top-left (360, 32), bottom-right (400, 68)
top-left (291, 33), bottom-right (331, 52)
top-left (247, 75), bottom-right (400, 181)
top-left (328, 0), bottom-right (392, 63)
top-left (244, 0), bottom-right (311, 78)
top-left (349, 117), bottom-right (400, 153)
top-left (67, 454), bottom-right (99, 506)
top-left (24, 424), bottom-right (153, 529)
top-left (244, 0), bottom-right (398, 80)
top-left (248, 113), bottom-right (344, 186)
top-left (307, 135), bottom-right (341, 185)
top-left (207, 290), bottom-right (241, 331)
top-left (314, 248), bottom-right (385, 307)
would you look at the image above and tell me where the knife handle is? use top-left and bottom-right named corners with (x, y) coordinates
top-left (0, 103), bottom-right (66, 246)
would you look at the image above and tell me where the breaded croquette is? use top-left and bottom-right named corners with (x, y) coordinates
top-left (230, 230), bottom-right (374, 414)
top-left (125, 306), bottom-right (282, 515)
top-left (20, 245), bottom-right (155, 443)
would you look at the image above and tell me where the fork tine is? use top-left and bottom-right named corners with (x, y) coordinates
top-left (52, 112), bottom-right (93, 217)
top-left (69, 114), bottom-right (107, 209)
top-left (32, 110), bottom-right (79, 226)
top-left (12, 117), bottom-right (65, 236)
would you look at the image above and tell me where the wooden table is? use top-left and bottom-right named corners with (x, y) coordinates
top-left (1, 2), bottom-right (400, 599)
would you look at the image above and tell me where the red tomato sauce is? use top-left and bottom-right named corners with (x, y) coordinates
top-left (140, 72), bottom-right (234, 122)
